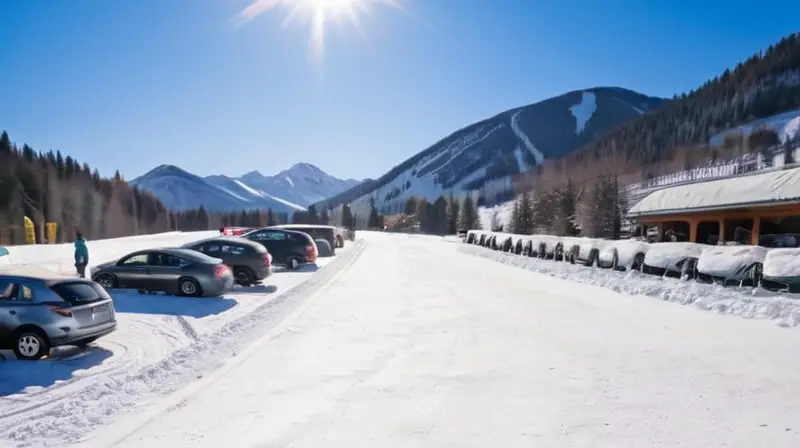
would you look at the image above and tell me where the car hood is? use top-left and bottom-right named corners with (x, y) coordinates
top-left (94, 260), bottom-right (118, 270)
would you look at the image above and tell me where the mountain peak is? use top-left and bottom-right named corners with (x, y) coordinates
top-left (284, 162), bottom-right (325, 178)
top-left (137, 164), bottom-right (191, 180)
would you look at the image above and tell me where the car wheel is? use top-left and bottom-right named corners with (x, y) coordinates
top-left (632, 253), bottom-right (645, 271)
top-left (179, 278), bottom-right (202, 297)
top-left (611, 250), bottom-right (619, 270)
top-left (94, 273), bottom-right (117, 289)
top-left (13, 329), bottom-right (50, 361)
top-left (233, 266), bottom-right (255, 285)
top-left (74, 336), bottom-right (99, 348)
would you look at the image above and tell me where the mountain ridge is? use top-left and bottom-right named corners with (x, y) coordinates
top-left (130, 162), bottom-right (362, 213)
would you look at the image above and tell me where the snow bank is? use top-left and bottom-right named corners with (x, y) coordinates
top-left (460, 244), bottom-right (800, 328)
top-left (3, 231), bottom-right (218, 273)
top-left (697, 245), bottom-right (767, 277)
top-left (644, 242), bottom-right (705, 271)
top-left (763, 248), bottom-right (800, 278)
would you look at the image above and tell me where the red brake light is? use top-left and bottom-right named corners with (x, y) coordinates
top-left (48, 306), bottom-right (73, 317)
top-left (214, 264), bottom-right (229, 278)
top-left (263, 253), bottom-right (272, 266)
top-left (305, 244), bottom-right (317, 262)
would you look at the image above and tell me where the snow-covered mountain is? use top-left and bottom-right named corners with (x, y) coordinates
top-left (130, 163), bottom-right (361, 213)
top-left (314, 87), bottom-right (665, 216)
top-left (219, 163), bottom-right (363, 208)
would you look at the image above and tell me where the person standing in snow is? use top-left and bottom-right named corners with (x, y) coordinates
top-left (74, 232), bottom-right (89, 278)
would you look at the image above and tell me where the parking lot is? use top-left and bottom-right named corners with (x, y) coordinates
top-left (0, 230), bottom-right (356, 442)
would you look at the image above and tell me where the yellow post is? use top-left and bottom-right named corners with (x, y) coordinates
top-left (23, 216), bottom-right (36, 245)
top-left (46, 222), bottom-right (58, 244)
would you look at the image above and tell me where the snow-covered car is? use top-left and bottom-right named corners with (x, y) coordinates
top-left (695, 245), bottom-right (767, 287)
top-left (529, 235), bottom-right (562, 260)
top-left (466, 231), bottom-right (477, 244)
top-left (761, 248), bottom-right (800, 293)
top-left (641, 242), bottom-right (705, 278)
top-left (562, 237), bottom-right (613, 266)
top-left (597, 239), bottom-right (650, 271)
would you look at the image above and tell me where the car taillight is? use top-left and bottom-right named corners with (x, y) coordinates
top-left (48, 306), bottom-right (73, 317)
top-left (305, 244), bottom-right (317, 261)
top-left (263, 253), bottom-right (272, 267)
top-left (214, 264), bottom-right (229, 278)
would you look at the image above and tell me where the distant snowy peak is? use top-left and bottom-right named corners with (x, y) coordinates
top-left (130, 165), bottom-right (305, 213)
top-left (277, 162), bottom-right (328, 180)
top-left (223, 162), bottom-right (362, 208)
top-left (315, 86), bottom-right (665, 216)
top-left (130, 162), bottom-right (363, 213)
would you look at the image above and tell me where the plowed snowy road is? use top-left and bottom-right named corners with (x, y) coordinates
top-left (87, 233), bottom-right (800, 448)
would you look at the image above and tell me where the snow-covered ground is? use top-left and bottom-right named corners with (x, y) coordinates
top-left (0, 231), bottom-right (359, 447)
top-left (8, 232), bottom-right (793, 447)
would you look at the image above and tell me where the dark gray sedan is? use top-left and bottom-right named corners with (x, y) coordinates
top-left (91, 248), bottom-right (235, 297)
top-left (181, 236), bottom-right (271, 286)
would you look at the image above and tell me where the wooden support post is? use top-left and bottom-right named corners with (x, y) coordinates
top-left (751, 216), bottom-right (761, 246)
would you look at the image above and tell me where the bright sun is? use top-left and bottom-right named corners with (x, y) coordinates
top-left (235, 0), bottom-right (407, 62)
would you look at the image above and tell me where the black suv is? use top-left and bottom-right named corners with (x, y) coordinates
top-left (241, 228), bottom-right (318, 270)
top-left (269, 225), bottom-right (339, 253)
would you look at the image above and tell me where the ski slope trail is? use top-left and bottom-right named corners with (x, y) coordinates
top-left (88, 233), bottom-right (800, 448)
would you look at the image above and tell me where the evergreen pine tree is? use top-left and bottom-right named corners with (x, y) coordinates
top-left (447, 194), bottom-right (460, 234)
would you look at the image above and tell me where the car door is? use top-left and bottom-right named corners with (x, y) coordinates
top-left (0, 280), bottom-right (19, 347)
top-left (248, 231), bottom-right (288, 263)
top-left (114, 252), bottom-right (151, 289)
top-left (146, 252), bottom-right (188, 293)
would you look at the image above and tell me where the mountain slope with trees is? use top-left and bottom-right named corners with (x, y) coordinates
top-left (519, 32), bottom-right (800, 239)
top-left (314, 87), bottom-right (665, 215)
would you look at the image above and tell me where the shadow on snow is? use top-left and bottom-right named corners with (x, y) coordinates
top-left (0, 346), bottom-right (113, 396)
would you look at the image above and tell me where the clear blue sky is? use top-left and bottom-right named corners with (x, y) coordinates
top-left (1, 0), bottom-right (798, 181)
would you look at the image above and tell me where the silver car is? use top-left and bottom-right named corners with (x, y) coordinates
top-left (0, 267), bottom-right (117, 360)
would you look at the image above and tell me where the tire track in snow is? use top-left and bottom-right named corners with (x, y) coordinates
top-left (0, 318), bottom-right (186, 421)
top-left (0, 240), bottom-right (367, 447)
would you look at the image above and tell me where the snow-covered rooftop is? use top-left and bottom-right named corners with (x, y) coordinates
top-left (628, 165), bottom-right (800, 217)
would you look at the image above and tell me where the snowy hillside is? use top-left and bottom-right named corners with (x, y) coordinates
top-left (317, 87), bottom-right (664, 217)
top-left (130, 165), bottom-right (306, 213)
top-left (131, 163), bottom-right (362, 213)
top-left (709, 108), bottom-right (800, 146)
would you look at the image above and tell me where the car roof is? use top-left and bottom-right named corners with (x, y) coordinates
top-left (0, 266), bottom-right (91, 285)
top-left (133, 247), bottom-right (219, 263)
top-left (246, 227), bottom-right (314, 241)
top-left (182, 236), bottom-right (261, 247)
top-left (270, 224), bottom-right (336, 230)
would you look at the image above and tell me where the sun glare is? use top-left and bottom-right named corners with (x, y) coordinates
top-left (235, 0), bottom-right (408, 62)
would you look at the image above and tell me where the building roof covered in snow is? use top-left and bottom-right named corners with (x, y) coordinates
top-left (628, 165), bottom-right (800, 217)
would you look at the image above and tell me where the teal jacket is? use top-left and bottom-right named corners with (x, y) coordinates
top-left (74, 238), bottom-right (89, 264)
